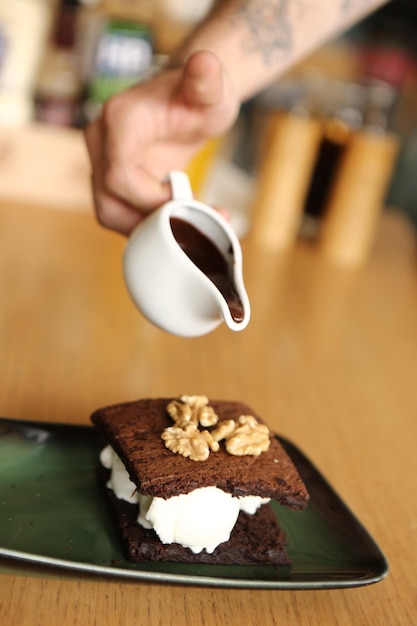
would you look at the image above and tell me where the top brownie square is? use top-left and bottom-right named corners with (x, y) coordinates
top-left (91, 397), bottom-right (309, 508)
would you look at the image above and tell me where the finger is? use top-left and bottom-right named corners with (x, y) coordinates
top-left (180, 50), bottom-right (224, 108)
top-left (86, 108), bottom-right (171, 214)
top-left (211, 204), bottom-right (231, 222)
top-left (84, 119), bottom-right (159, 235)
top-left (92, 186), bottom-right (147, 236)
top-left (84, 117), bottom-right (104, 175)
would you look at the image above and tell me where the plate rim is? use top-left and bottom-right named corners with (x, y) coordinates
top-left (0, 546), bottom-right (389, 589)
top-left (0, 417), bottom-right (389, 589)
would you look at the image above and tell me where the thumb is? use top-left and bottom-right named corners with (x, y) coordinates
top-left (180, 50), bottom-right (224, 108)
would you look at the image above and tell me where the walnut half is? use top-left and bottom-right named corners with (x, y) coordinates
top-left (161, 422), bottom-right (219, 462)
top-left (166, 395), bottom-right (219, 428)
top-left (219, 415), bottom-right (271, 457)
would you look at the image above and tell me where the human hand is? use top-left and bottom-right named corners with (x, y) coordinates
top-left (84, 50), bottom-right (239, 236)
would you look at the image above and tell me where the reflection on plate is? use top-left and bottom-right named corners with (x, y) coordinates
top-left (0, 418), bottom-right (388, 589)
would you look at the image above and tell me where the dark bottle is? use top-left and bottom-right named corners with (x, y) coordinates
top-left (301, 80), bottom-right (365, 239)
top-left (34, 0), bottom-right (81, 127)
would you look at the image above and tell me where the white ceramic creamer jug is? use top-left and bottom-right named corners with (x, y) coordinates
top-left (123, 170), bottom-right (250, 337)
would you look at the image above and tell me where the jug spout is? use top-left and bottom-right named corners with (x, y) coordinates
top-left (213, 255), bottom-right (250, 332)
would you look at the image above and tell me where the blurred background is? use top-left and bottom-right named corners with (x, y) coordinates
top-left (1, 0), bottom-right (417, 250)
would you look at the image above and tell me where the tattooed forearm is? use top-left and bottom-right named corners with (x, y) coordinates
top-left (230, 0), bottom-right (388, 67)
top-left (232, 0), bottom-right (293, 65)
top-left (174, 0), bottom-right (390, 101)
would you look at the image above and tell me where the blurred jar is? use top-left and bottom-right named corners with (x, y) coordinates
top-left (319, 81), bottom-right (399, 266)
top-left (0, 0), bottom-right (52, 126)
top-left (79, 3), bottom-right (154, 124)
top-left (249, 79), bottom-right (324, 251)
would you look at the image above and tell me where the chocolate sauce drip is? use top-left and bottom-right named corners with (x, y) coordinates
top-left (170, 217), bottom-right (244, 323)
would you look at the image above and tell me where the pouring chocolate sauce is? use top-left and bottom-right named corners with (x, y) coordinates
top-left (170, 217), bottom-right (245, 323)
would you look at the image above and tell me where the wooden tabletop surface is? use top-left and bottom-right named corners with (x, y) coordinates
top-left (0, 201), bottom-right (416, 625)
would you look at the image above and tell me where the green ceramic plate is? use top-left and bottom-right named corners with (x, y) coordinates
top-left (0, 418), bottom-right (388, 589)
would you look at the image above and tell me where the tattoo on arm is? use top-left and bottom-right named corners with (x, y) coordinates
top-left (233, 0), bottom-right (293, 65)
top-left (230, 0), bottom-right (385, 66)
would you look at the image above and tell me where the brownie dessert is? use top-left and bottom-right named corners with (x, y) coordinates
top-left (91, 396), bottom-right (309, 565)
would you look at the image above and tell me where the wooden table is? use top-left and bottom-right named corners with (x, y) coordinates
top-left (0, 201), bottom-right (416, 625)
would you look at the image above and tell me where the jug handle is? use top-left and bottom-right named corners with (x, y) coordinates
top-left (168, 171), bottom-right (194, 202)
